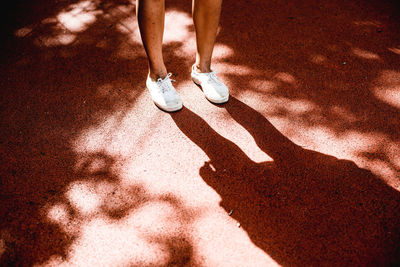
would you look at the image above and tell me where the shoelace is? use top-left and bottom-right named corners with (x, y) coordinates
top-left (207, 72), bottom-right (223, 87)
top-left (156, 73), bottom-right (175, 93)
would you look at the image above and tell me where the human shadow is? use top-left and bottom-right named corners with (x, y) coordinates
top-left (171, 97), bottom-right (400, 266)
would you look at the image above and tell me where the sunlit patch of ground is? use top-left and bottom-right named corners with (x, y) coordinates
top-left (236, 71), bottom-right (400, 190)
top-left (373, 70), bottom-right (400, 109)
top-left (388, 46), bottom-right (400, 55)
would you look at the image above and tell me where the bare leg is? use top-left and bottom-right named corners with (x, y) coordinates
top-left (192, 0), bottom-right (223, 73)
top-left (136, 0), bottom-right (167, 80)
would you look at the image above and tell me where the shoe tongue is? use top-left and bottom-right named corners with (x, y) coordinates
top-left (161, 81), bottom-right (172, 93)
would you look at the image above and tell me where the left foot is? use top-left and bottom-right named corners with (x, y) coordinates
top-left (191, 65), bottom-right (229, 104)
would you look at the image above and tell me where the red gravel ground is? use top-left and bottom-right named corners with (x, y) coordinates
top-left (1, 0), bottom-right (400, 266)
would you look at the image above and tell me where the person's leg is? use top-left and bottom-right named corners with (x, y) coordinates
top-left (192, 0), bottom-right (223, 73)
top-left (136, 0), bottom-right (167, 80)
top-left (136, 0), bottom-right (182, 112)
top-left (191, 0), bottom-right (229, 104)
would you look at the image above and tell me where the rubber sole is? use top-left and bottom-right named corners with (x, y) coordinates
top-left (153, 101), bottom-right (183, 112)
top-left (191, 78), bottom-right (229, 104)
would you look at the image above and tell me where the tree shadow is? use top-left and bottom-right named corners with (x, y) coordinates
top-left (2, 0), bottom-right (400, 265)
top-left (219, 0), bottom-right (400, 178)
top-left (1, 149), bottom-right (196, 265)
top-left (158, 0), bottom-right (400, 183)
top-left (1, 0), bottom-right (196, 265)
top-left (170, 97), bottom-right (400, 266)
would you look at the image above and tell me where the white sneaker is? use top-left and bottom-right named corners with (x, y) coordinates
top-left (146, 73), bottom-right (183, 112)
top-left (191, 65), bottom-right (229, 104)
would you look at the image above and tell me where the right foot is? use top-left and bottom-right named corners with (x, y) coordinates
top-left (146, 73), bottom-right (183, 112)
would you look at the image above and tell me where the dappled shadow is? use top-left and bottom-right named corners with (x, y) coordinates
top-left (151, 0), bottom-right (400, 186)
top-left (215, 0), bottom-right (400, 185)
top-left (171, 98), bottom-right (400, 265)
top-left (38, 152), bottom-right (195, 266)
top-left (2, 0), bottom-right (400, 265)
top-left (1, 0), bottom-right (196, 265)
top-left (1, 0), bottom-right (140, 264)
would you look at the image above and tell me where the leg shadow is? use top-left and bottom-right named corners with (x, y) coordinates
top-left (171, 100), bottom-right (400, 266)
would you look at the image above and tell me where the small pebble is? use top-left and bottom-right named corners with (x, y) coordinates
top-left (237, 222), bottom-right (241, 228)
top-left (228, 209), bottom-right (234, 216)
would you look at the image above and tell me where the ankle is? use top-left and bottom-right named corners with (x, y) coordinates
top-left (149, 68), bottom-right (168, 81)
top-left (194, 63), bottom-right (212, 73)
